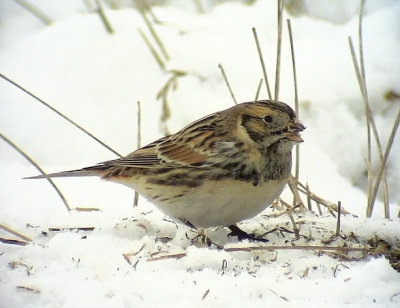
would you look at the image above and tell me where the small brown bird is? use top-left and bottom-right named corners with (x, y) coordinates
top-left (28, 100), bottom-right (304, 237)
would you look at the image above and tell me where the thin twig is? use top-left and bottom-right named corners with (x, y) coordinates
top-left (82, 0), bottom-right (95, 12)
top-left (0, 73), bottom-right (122, 158)
top-left (138, 29), bottom-right (166, 70)
top-left (357, 0), bottom-right (390, 216)
top-left (279, 199), bottom-right (300, 240)
top-left (294, 178), bottom-right (350, 215)
top-left (252, 28), bottom-right (272, 100)
top-left (336, 201), bottom-right (342, 236)
top-left (287, 19), bottom-right (300, 181)
top-left (305, 183), bottom-right (312, 211)
top-left (288, 175), bottom-right (306, 212)
top-left (351, 1), bottom-right (390, 216)
top-left (254, 78), bottom-right (263, 101)
top-left (0, 133), bottom-right (71, 211)
top-left (193, 0), bottom-right (205, 14)
top-left (274, 0), bottom-right (284, 100)
top-left (48, 227), bottom-right (95, 232)
top-left (13, 0), bottom-right (53, 25)
top-left (134, 101), bottom-right (142, 207)
top-left (0, 224), bottom-right (32, 242)
top-left (368, 107), bottom-right (400, 216)
top-left (358, 0), bottom-right (366, 82)
top-left (224, 244), bottom-right (400, 256)
top-left (218, 64), bottom-right (238, 105)
top-left (135, 0), bottom-right (169, 60)
top-left (146, 244), bottom-right (400, 262)
top-left (348, 37), bottom-right (373, 207)
top-left (147, 252), bottom-right (186, 261)
top-left (95, 0), bottom-right (114, 34)
top-left (361, 0), bottom-right (389, 217)
top-left (0, 238), bottom-right (28, 246)
top-left (348, 38), bottom-right (390, 217)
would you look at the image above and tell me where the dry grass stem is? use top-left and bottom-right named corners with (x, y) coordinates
top-left (193, 0), bottom-right (205, 14)
top-left (74, 207), bottom-right (100, 212)
top-left (252, 27), bottom-right (272, 100)
top-left (279, 199), bottom-right (300, 240)
top-left (82, 0), bottom-right (95, 12)
top-left (138, 29), bottom-right (166, 70)
top-left (294, 178), bottom-right (350, 215)
top-left (336, 201), bottom-right (342, 236)
top-left (0, 133), bottom-right (71, 211)
top-left (254, 78), bottom-right (263, 101)
top-left (48, 227), bottom-right (95, 232)
top-left (358, 0), bottom-right (366, 81)
top-left (269, 289), bottom-right (289, 302)
top-left (348, 37), bottom-right (373, 206)
top-left (95, 0), bottom-right (114, 34)
top-left (136, 1), bottom-right (170, 61)
top-left (134, 101), bottom-right (142, 207)
top-left (274, 0), bottom-right (283, 100)
top-left (0, 224), bottom-right (32, 242)
top-left (218, 64), bottom-right (238, 105)
top-left (156, 70), bottom-right (187, 135)
top-left (16, 286), bottom-right (40, 293)
top-left (202, 289), bottom-right (210, 300)
top-left (0, 73), bottom-right (122, 158)
top-left (349, 3), bottom-right (390, 217)
top-left (368, 107), bottom-right (400, 216)
top-left (287, 19), bottom-right (300, 181)
top-left (288, 175), bottom-right (306, 212)
top-left (306, 183), bottom-right (312, 211)
top-left (0, 238), bottom-right (28, 246)
top-left (14, 0), bottom-right (53, 25)
top-left (147, 252), bottom-right (186, 261)
top-left (146, 244), bottom-right (400, 262)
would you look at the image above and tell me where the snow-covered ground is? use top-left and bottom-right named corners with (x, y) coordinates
top-left (0, 1), bottom-right (399, 307)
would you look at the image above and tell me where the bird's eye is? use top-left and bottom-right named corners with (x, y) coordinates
top-left (263, 115), bottom-right (273, 123)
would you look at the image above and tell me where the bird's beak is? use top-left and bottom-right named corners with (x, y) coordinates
top-left (283, 120), bottom-right (305, 143)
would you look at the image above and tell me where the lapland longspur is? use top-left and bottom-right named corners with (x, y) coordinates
top-left (28, 100), bottom-right (305, 230)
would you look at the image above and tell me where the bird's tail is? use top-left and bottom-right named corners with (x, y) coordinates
top-left (24, 166), bottom-right (105, 179)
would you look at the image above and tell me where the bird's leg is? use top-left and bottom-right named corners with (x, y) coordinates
top-left (227, 225), bottom-right (269, 243)
top-left (180, 219), bottom-right (197, 229)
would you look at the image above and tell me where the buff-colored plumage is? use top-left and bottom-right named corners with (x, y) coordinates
top-left (27, 100), bottom-right (305, 228)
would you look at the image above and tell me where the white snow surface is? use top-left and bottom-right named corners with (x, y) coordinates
top-left (0, 1), bottom-right (400, 307)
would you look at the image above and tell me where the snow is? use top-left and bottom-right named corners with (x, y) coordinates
top-left (1, 0), bottom-right (400, 307)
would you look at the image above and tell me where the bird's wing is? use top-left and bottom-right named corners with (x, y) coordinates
top-left (98, 131), bottom-right (216, 169)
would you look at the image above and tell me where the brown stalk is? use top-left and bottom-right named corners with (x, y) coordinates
top-left (13, 0), bottom-right (53, 25)
top-left (336, 201), bottom-right (342, 236)
top-left (0, 133), bottom-right (71, 211)
top-left (218, 64), bottom-right (238, 105)
top-left (95, 0), bottom-right (114, 34)
top-left (252, 27), bottom-right (272, 100)
top-left (135, 0), bottom-right (170, 61)
top-left (138, 28), bottom-right (166, 70)
top-left (146, 244), bottom-right (400, 262)
top-left (0, 224), bottom-right (32, 242)
top-left (287, 19), bottom-right (300, 180)
top-left (349, 0), bottom-right (390, 217)
top-left (0, 73), bottom-right (122, 158)
top-left (254, 78), bottom-right (263, 101)
top-left (368, 108), bottom-right (400, 216)
top-left (274, 0), bottom-right (284, 100)
top-left (134, 101), bottom-right (142, 207)
top-left (279, 199), bottom-right (300, 240)
top-left (294, 178), bottom-right (350, 215)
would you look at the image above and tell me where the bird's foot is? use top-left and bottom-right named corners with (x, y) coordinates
top-left (227, 225), bottom-right (269, 243)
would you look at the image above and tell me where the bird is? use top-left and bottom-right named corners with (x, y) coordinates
top-left (27, 100), bottom-right (305, 239)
